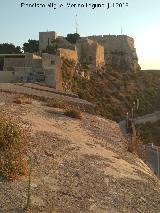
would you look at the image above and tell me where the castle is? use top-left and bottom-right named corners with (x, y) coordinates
top-left (0, 31), bottom-right (140, 91)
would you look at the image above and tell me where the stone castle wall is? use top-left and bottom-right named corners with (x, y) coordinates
top-left (96, 43), bottom-right (104, 67)
top-left (38, 31), bottom-right (139, 71)
top-left (57, 37), bottom-right (75, 50)
top-left (87, 35), bottom-right (139, 71)
top-left (3, 57), bottom-right (25, 70)
top-left (42, 53), bottom-right (62, 90)
top-left (59, 48), bottom-right (78, 62)
top-left (39, 31), bottom-right (58, 52)
top-left (54, 56), bottom-right (62, 91)
top-left (42, 53), bottom-right (56, 87)
top-left (42, 49), bottom-right (77, 91)
top-left (76, 38), bottom-right (104, 67)
top-left (0, 71), bottom-right (17, 83)
top-left (88, 35), bottom-right (135, 53)
top-left (0, 32), bottom-right (140, 90)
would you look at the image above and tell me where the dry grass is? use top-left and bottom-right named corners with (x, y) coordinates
top-left (47, 98), bottom-right (69, 109)
top-left (47, 98), bottom-right (73, 110)
top-left (14, 94), bottom-right (32, 105)
top-left (64, 109), bottom-right (83, 119)
top-left (127, 134), bottom-right (145, 160)
top-left (136, 121), bottom-right (160, 146)
top-left (0, 114), bottom-right (30, 181)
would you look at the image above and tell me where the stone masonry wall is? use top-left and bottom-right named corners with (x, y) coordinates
top-left (42, 53), bottom-right (62, 90)
top-left (54, 56), bottom-right (62, 91)
top-left (59, 48), bottom-right (78, 62)
top-left (3, 58), bottom-right (25, 70)
top-left (76, 38), bottom-right (104, 68)
top-left (96, 43), bottom-right (104, 67)
top-left (88, 35), bottom-right (135, 54)
top-left (42, 54), bottom-right (56, 87)
top-left (39, 31), bottom-right (58, 52)
top-left (88, 35), bottom-right (139, 71)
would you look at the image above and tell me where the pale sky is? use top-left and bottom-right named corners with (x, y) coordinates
top-left (0, 0), bottom-right (160, 69)
top-left (135, 27), bottom-right (160, 70)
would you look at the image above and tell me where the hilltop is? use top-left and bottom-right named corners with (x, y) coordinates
top-left (0, 88), bottom-right (160, 212)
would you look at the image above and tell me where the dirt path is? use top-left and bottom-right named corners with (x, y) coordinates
top-left (0, 83), bottom-right (93, 112)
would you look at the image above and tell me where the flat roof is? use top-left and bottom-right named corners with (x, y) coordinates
top-left (0, 54), bottom-right (25, 56)
top-left (39, 31), bottom-right (56, 33)
top-left (0, 54), bottom-right (25, 59)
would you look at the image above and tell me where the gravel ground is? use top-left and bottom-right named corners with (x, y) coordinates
top-left (0, 91), bottom-right (160, 213)
top-left (0, 83), bottom-right (93, 112)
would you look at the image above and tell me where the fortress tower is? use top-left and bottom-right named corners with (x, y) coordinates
top-left (39, 31), bottom-right (58, 52)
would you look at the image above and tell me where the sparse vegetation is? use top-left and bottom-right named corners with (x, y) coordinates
top-left (127, 134), bottom-right (145, 159)
top-left (47, 98), bottom-right (69, 109)
top-left (61, 59), bottom-right (160, 121)
top-left (136, 120), bottom-right (160, 146)
top-left (0, 114), bottom-right (30, 181)
top-left (64, 109), bottom-right (82, 119)
top-left (0, 90), bottom-right (159, 212)
top-left (47, 98), bottom-right (83, 119)
top-left (14, 94), bottom-right (32, 105)
top-left (46, 97), bottom-right (93, 115)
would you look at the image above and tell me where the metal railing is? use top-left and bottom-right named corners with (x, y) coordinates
top-left (123, 99), bottom-right (160, 177)
top-left (143, 144), bottom-right (160, 177)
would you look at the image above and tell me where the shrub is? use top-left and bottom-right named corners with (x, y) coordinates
top-left (136, 121), bottom-right (160, 146)
top-left (0, 115), bottom-right (30, 181)
top-left (127, 134), bottom-right (145, 159)
top-left (47, 98), bottom-right (69, 109)
top-left (64, 109), bottom-right (82, 119)
top-left (14, 94), bottom-right (32, 105)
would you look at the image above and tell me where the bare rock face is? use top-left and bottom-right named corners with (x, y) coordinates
top-left (55, 34), bottom-right (140, 72)
top-left (88, 35), bottom-right (141, 72)
top-left (107, 50), bottom-right (140, 71)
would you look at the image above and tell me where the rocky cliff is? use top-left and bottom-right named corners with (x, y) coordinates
top-left (88, 35), bottom-right (140, 71)
top-left (56, 34), bottom-right (140, 72)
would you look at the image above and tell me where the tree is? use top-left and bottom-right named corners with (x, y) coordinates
top-left (45, 45), bottom-right (57, 54)
top-left (44, 38), bottom-right (61, 54)
top-left (0, 43), bottom-right (22, 54)
top-left (23, 39), bottom-right (39, 53)
top-left (66, 33), bottom-right (80, 44)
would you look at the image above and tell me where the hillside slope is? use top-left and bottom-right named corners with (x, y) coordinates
top-left (62, 60), bottom-right (160, 121)
top-left (0, 91), bottom-right (160, 212)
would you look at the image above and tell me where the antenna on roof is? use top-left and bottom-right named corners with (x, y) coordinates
top-left (121, 27), bottom-right (123, 35)
top-left (75, 14), bottom-right (78, 34)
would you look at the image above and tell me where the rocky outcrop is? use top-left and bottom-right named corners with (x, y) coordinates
top-left (0, 91), bottom-right (160, 212)
top-left (88, 35), bottom-right (140, 71)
